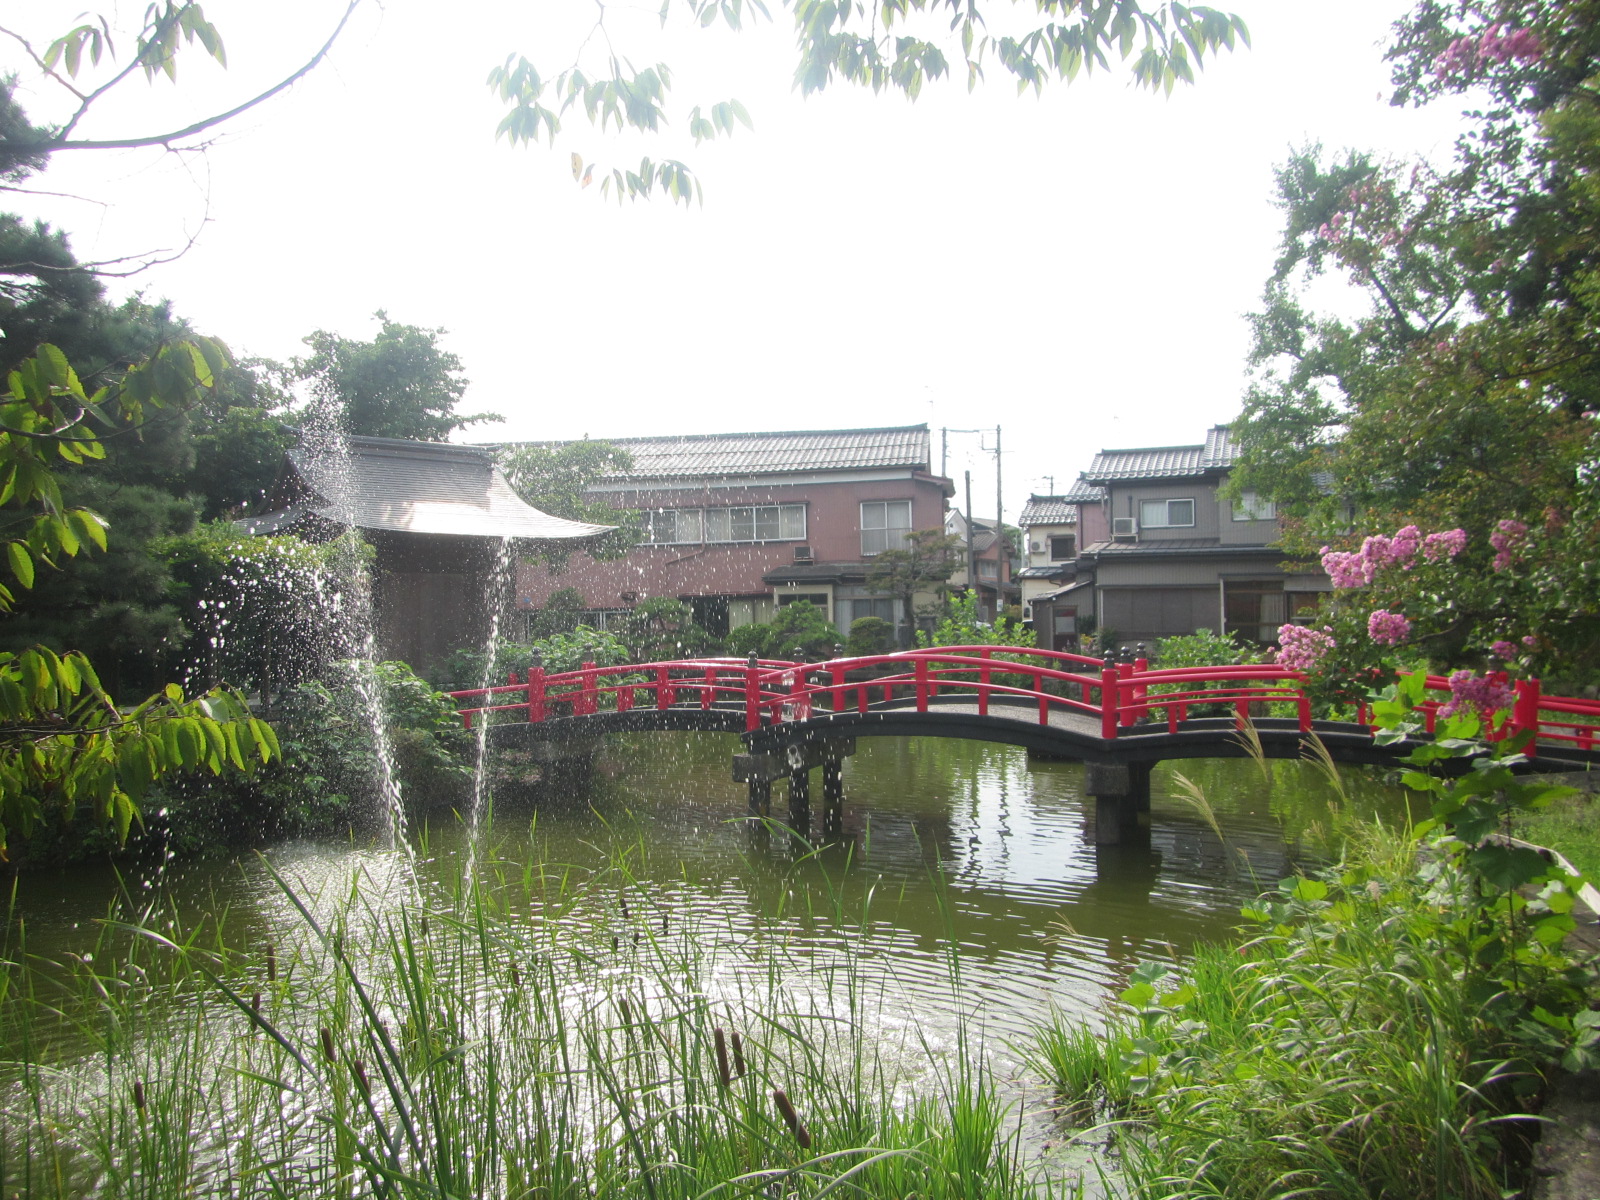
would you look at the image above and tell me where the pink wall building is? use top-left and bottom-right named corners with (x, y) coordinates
top-left (513, 426), bottom-right (955, 641)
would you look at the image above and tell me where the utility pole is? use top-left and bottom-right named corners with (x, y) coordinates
top-left (940, 427), bottom-right (947, 479)
top-left (964, 470), bottom-right (975, 605)
top-left (994, 424), bottom-right (1003, 548)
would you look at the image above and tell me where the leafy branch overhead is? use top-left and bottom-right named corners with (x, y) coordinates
top-left (488, 0), bottom-right (1249, 203)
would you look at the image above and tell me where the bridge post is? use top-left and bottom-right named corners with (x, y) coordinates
top-left (1085, 761), bottom-right (1152, 846)
top-left (526, 654), bottom-right (546, 723)
top-left (748, 777), bottom-right (771, 818)
top-left (821, 756), bottom-right (844, 838)
top-left (1100, 656), bottom-right (1120, 739)
top-left (788, 764), bottom-right (811, 828)
top-left (745, 652), bottom-right (763, 732)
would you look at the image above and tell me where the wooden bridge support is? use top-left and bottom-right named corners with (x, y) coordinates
top-left (733, 739), bottom-right (856, 832)
top-left (1085, 761), bottom-right (1152, 846)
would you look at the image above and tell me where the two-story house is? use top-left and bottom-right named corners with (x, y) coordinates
top-left (1075, 426), bottom-right (1329, 649)
top-left (943, 510), bottom-right (1016, 622)
top-left (511, 425), bottom-right (955, 644)
top-left (1015, 481), bottom-right (1107, 650)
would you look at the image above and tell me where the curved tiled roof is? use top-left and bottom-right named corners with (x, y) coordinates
top-left (243, 436), bottom-right (614, 541)
top-left (1019, 496), bottom-right (1076, 525)
top-left (1082, 425), bottom-right (1238, 483)
top-left (509, 425), bottom-right (934, 480)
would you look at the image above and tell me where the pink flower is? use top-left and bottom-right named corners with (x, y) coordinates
top-left (1490, 640), bottom-right (1516, 658)
top-left (1367, 610), bottom-right (1412, 645)
top-left (1522, 635), bottom-right (1538, 648)
top-left (1421, 529), bottom-right (1468, 561)
top-left (1275, 624), bottom-right (1336, 672)
top-left (1321, 548), bottom-right (1373, 589)
top-left (1438, 669), bottom-right (1515, 720)
top-left (1489, 518), bottom-right (1528, 572)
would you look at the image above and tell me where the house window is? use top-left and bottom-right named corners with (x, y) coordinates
top-left (701, 504), bottom-right (806, 543)
top-left (1223, 580), bottom-right (1286, 644)
top-left (860, 500), bottom-right (912, 555)
top-left (777, 592), bottom-right (829, 614)
top-left (977, 559), bottom-right (999, 580)
top-left (642, 508), bottom-right (703, 544)
top-left (1232, 492), bottom-right (1276, 522)
top-left (1139, 498), bottom-right (1195, 529)
top-left (1048, 534), bottom-right (1076, 560)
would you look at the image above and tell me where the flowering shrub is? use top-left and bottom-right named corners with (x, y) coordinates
top-left (1275, 624), bottom-right (1336, 672)
top-left (1367, 609), bottom-right (1411, 646)
top-left (1438, 669), bottom-right (1516, 721)
top-left (1432, 24), bottom-right (1543, 79)
top-left (1489, 519), bottom-right (1528, 572)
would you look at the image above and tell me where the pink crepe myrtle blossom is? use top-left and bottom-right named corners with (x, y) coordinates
top-left (1438, 669), bottom-right (1516, 720)
top-left (1321, 548), bottom-right (1374, 589)
top-left (1489, 519), bottom-right (1528, 572)
top-left (1490, 640), bottom-right (1517, 659)
top-left (1367, 610), bottom-right (1412, 645)
top-left (1275, 624), bottom-right (1336, 672)
top-left (1422, 529), bottom-right (1468, 561)
top-left (1522, 635), bottom-right (1538, 648)
top-left (1432, 24), bottom-right (1542, 78)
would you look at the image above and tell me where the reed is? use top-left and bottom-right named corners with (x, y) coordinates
top-left (0, 837), bottom-right (1047, 1200)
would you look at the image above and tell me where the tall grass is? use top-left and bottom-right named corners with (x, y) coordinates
top-left (0, 838), bottom-right (1048, 1199)
top-left (1026, 814), bottom-right (1556, 1200)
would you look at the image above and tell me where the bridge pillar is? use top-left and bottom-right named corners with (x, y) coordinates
top-left (787, 767), bottom-right (811, 828)
top-left (1085, 761), bottom-right (1152, 846)
top-left (747, 777), bottom-right (771, 817)
top-left (821, 757), bottom-right (844, 838)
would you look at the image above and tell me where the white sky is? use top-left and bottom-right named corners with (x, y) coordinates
top-left (10, 0), bottom-right (1469, 522)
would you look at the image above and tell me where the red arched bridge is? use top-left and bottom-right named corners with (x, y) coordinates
top-left (449, 647), bottom-right (1600, 844)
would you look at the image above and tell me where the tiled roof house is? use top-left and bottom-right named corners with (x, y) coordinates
top-left (1074, 425), bottom-right (1328, 649)
top-left (510, 425), bottom-right (955, 644)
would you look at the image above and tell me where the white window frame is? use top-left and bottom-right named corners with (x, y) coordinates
top-left (1048, 534), bottom-right (1076, 561)
top-left (860, 500), bottom-right (913, 555)
top-left (641, 508), bottom-right (703, 545)
top-left (1231, 491), bottom-right (1276, 522)
top-left (705, 503), bottom-right (806, 544)
top-left (1138, 498), bottom-right (1196, 529)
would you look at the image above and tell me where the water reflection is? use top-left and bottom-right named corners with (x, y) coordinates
top-left (8, 735), bottom-right (1409, 1071)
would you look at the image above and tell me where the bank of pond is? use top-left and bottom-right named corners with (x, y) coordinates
top-left (1, 735), bottom-right (1592, 1198)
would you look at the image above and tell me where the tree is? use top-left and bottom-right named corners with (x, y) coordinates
top-left (865, 528), bottom-right (961, 647)
top-left (0, 343), bottom-right (279, 851)
top-left (502, 439), bottom-right (642, 568)
top-left (1229, 0), bottom-right (1600, 682)
top-left (488, 0), bottom-right (1249, 203)
top-left (293, 313), bottom-right (500, 442)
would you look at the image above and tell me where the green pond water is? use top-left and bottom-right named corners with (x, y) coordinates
top-left (9, 733), bottom-right (1409, 1071)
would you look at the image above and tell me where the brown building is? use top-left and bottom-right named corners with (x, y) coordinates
top-left (512, 425), bottom-right (956, 643)
top-left (1073, 426), bottom-right (1329, 650)
top-left (244, 436), bottom-right (612, 672)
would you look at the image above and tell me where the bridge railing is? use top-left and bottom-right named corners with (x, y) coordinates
top-left (448, 648), bottom-right (1596, 753)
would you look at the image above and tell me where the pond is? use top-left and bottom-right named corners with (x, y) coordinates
top-left (3, 734), bottom-right (1411, 1197)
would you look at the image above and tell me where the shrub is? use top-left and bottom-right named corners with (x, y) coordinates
top-left (845, 616), bottom-right (895, 657)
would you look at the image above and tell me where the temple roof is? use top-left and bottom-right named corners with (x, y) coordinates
top-left (239, 435), bottom-right (613, 542)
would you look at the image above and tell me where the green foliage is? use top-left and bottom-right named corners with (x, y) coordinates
top-left (502, 440), bottom-right (640, 568)
top-left (293, 312), bottom-right (500, 442)
top-left (488, 0), bottom-right (1248, 200)
top-left (845, 615), bottom-right (895, 657)
top-left (726, 601), bottom-right (839, 660)
top-left (1148, 628), bottom-right (1264, 715)
top-left (527, 586), bottom-right (588, 639)
top-left (229, 661), bottom-right (472, 842)
top-left (866, 528), bottom-right (961, 647)
top-left (916, 591), bottom-right (1033, 649)
top-left (1230, 1), bottom-right (1600, 684)
top-left (621, 597), bottom-right (723, 661)
top-left (0, 645), bottom-right (278, 856)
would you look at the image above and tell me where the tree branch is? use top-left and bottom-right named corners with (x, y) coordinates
top-left (7, 0), bottom-right (363, 155)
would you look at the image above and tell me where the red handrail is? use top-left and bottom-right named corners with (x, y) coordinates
top-left (446, 647), bottom-right (1591, 752)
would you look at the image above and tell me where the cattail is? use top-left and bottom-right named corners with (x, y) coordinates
top-left (251, 991), bottom-right (261, 1014)
top-left (320, 1026), bottom-right (337, 1064)
top-left (131, 1081), bottom-right (146, 1111)
top-left (731, 1031), bottom-right (747, 1077)
top-left (619, 894), bottom-right (631, 920)
top-left (352, 1059), bottom-right (371, 1097)
top-left (661, 914), bottom-right (669, 934)
top-left (619, 998), bottom-right (631, 1026)
top-left (510, 961), bottom-right (521, 988)
top-left (773, 1089), bottom-right (810, 1149)
top-left (419, 918), bottom-right (429, 938)
top-left (713, 1028), bottom-right (732, 1088)
top-left (265, 943), bottom-right (277, 983)
top-left (611, 936), bottom-right (619, 953)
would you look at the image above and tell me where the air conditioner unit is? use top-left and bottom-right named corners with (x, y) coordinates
top-left (1022, 604), bottom-right (1033, 621)
top-left (793, 545), bottom-right (814, 562)
top-left (1029, 541), bottom-right (1041, 553)
top-left (1112, 517), bottom-right (1139, 541)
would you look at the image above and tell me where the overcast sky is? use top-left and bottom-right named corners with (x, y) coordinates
top-left (12, 0), bottom-right (1469, 521)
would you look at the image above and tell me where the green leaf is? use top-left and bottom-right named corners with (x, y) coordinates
top-left (1466, 845), bottom-right (1550, 893)
top-left (6, 543), bottom-right (34, 590)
